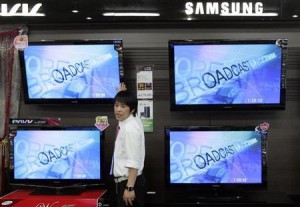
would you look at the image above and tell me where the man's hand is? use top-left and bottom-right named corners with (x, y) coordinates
top-left (117, 82), bottom-right (127, 92)
top-left (123, 189), bottom-right (135, 206)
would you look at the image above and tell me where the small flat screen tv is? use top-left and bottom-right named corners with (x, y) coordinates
top-left (168, 39), bottom-right (287, 110)
top-left (19, 40), bottom-right (124, 104)
top-left (164, 125), bottom-right (267, 197)
top-left (9, 126), bottom-right (105, 193)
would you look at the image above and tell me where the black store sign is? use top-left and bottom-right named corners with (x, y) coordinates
top-left (0, 0), bottom-right (297, 24)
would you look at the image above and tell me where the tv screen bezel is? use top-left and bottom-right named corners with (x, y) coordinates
top-left (19, 39), bottom-right (124, 105)
top-left (164, 125), bottom-right (268, 193)
top-left (168, 39), bottom-right (287, 111)
top-left (8, 126), bottom-right (105, 189)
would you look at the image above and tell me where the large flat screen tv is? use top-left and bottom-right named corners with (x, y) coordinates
top-left (164, 125), bottom-right (267, 198)
top-left (19, 40), bottom-right (124, 104)
top-left (9, 126), bottom-right (105, 193)
top-left (168, 39), bottom-right (287, 111)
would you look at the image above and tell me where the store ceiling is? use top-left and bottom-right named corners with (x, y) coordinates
top-left (0, 0), bottom-right (300, 27)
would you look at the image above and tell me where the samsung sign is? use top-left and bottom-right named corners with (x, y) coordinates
top-left (0, 3), bottom-right (44, 16)
top-left (185, 1), bottom-right (278, 16)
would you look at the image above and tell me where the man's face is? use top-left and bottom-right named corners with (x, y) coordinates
top-left (114, 101), bottom-right (133, 121)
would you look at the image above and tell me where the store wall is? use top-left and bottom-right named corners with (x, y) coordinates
top-left (18, 27), bottom-right (300, 202)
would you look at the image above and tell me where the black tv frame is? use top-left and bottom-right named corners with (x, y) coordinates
top-left (168, 39), bottom-right (288, 111)
top-left (8, 126), bottom-right (106, 194)
top-left (19, 39), bottom-right (124, 105)
top-left (164, 125), bottom-right (268, 199)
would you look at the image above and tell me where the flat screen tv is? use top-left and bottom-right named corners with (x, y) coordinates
top-left (9, 126), bottom-right (105, 194)
top-left (164, 125), bottom-right (267, 198)
top-left (19, 39), bottom-right (124, 104)
top-left (168, 39), bottom-right (288, 110)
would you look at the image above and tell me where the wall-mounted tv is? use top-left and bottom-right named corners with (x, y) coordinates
top-left (168, 39), bottom-right (287, 111)
top-left (9, 126), bottom-right (105, 193)
top-left (19, 40), bottom-right (124, 104)
top-left (164, 125), bottom-right (267, 198)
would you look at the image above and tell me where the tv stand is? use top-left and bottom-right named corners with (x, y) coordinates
top-left (30, 186), bottom-right (85, 195)
top-left (190, 190), bottom-right (245, 203)
top-left (192, 195), bottom-right (243, 203)
top-left (0, 189), bottom-right (107, 207)
top-left (164, 190), bottom-right (296, 206)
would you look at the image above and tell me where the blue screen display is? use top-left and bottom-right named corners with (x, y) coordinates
top-left (173, 43), bottom-right (282, 105)
top-left (169, 130), bottom-right (262, 184)
top-left (13, 129), bottom-right (101, 180)
top-left (23, 43), bottom-right (121, 99)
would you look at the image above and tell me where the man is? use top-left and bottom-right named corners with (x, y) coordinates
top-left (111, 89), bottom-right (146, 207)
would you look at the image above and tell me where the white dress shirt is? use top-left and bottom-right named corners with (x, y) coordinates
top-left (112, 114), bottom-right (145, 177)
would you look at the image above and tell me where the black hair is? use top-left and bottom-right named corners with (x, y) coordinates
top-left (114, 90), bottom-right (137, 116)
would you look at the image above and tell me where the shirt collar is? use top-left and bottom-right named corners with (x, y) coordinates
top-left (118, 114), bottom-right (134, 128)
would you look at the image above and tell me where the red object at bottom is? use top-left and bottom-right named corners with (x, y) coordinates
top-left (0, 189), bottom-right (107, 207)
